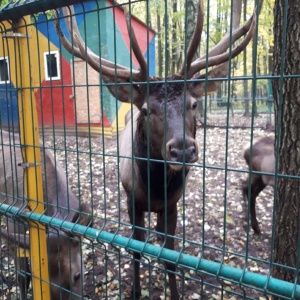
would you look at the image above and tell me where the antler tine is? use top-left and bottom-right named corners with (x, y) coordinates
top-left (72, 28), bottom-right (146, 81)
top-left (61, 6), bottom-right (106, 73)
top-left (54, 6), bottom-right (142, 81)
top-left (54, 13), bottom-right (107, 73)
top-left (123, 6), bottom-right (148, 81)
top-left (198, 9), bottom-right (251, 61)
top-left (179, 0), bottom-right (204, 76)
top-left (53, 9), bottom-right (85, 61)
top-left (187, 8), bottom-right (257, 78)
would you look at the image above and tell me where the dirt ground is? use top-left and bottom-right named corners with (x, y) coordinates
top-left (0, 113), bottom-right (276, 300)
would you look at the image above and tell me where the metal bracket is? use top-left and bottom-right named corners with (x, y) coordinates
top-left (2, 33), bottom-right (31, 39)
top-left (18, 161), bottom-right (41, 168)
top-left (17, 246), bottom-right (30, 258)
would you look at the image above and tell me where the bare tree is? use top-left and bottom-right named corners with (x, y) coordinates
top-left (243, 0), bottom-right (250, 116)
top-left (186, 0), bottom-right (204, 119)
top-left (186, 0), bottom-right (198, 42)
top-left (156, 6), bottom-right (163, 77)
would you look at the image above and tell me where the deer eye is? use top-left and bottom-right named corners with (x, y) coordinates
top-left (74, 272), bottom-right (81, 281)
top-left (141, 107), bottom-right (148, 117)
top-left (192, 101), bottom-right (198, 110)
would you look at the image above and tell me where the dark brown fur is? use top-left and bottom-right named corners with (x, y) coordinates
top-left (120, 85), bottom-right (200, 300)
top-left (0, 131), bottom-right (92, 300)
top-left (242, 136), bottom-right (275, 233)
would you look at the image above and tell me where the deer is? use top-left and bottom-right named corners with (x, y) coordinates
top-left (242, 136), bottom-right (275, 234)
top-left (54, 1), bottom-right (258, 298)
top-left (0, 131), bottom-right (92, 300)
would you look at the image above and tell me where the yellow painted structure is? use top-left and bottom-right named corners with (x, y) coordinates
top-left (1, 16), bottom-right (51, 299)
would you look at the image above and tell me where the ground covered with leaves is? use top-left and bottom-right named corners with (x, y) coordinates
top-left (0, 113), bottom-right (276, 300)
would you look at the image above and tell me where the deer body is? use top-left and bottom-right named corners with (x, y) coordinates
top-left (242, 136), bottom-right (275, 233)
top-left (120, 88), bottom-right (198, 209)
top-left (54, 1), bottom-right (258, 298)
top-left (0, 131), bottom-right (91, 300)
top-left (120, 87), bottom-right (198, 299)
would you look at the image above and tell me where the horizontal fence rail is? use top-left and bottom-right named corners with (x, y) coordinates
top-left (0, 0), bottom-right (84, 21)
top-left (0, 0), bottom-right (299, 299)
top-left (0, 202), bottom-right (299, 299)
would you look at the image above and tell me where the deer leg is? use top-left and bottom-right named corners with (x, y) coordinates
top-left (241, 178), bottom-right (249, 202)
top-left (157, 205), bottom-right (179, 300)
top-left (242, 175), bottom-right (266, 234)
top-left (156, 212), bottom-right (164, 242)
top-left (128, 203), bottom-right (145, 299)
top-left (243, 175), bottom-right (266, 234)
top-left (249, 177), bottom-right (266, 234)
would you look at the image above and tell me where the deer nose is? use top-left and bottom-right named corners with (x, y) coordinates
top-left (74, 272), bottom-right (81, 281)
top-left (167, 139), bottom-right (198, 164)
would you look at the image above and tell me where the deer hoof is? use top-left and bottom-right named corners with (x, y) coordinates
top-left (252, 223), bottom-right (261, 234)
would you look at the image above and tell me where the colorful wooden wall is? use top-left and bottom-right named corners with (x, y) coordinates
top-left (0, 0), bottom-right (155, 136)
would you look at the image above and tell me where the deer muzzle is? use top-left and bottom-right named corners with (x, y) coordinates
top-left (165, 137), bottom-right (198, 170)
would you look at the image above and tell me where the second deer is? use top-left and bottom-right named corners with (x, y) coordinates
top-left (242, 136), bottom-right (275, 234)
top-left (0, 131), bottom-right (92, 300)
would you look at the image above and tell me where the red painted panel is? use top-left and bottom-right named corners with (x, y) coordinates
top-left (35, 57), bottom-right (75, 127)
top-left (35, 56), bottom-right (111, 128)
top-left (108, 0), bottom-right (155, 69)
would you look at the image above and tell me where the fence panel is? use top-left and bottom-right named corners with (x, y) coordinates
top-left (0, 1), bottom-right (298, 300)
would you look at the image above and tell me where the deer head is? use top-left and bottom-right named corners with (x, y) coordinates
top-left (53, 1), bottom-right (256, 99)
top-left (53, 1), bottom-right (257, 170)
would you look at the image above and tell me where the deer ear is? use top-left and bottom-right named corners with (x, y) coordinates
top-left (71, 202), bottom-right (93, 228)
top-left (48, 231), bottom-right (80, 251)
top-left (103, 76), bottom-right (145, 109)
top-left (188, 63), bottom-right (229, 98)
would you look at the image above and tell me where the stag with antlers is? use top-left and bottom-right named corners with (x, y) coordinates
top-left (54, 1), bottom-right (258, 298)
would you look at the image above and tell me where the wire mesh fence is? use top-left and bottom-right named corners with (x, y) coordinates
top-left (0, 0), bottom-right (298, 300)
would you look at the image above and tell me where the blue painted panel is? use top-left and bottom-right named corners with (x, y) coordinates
top-left (36, 1), bottom-right (99, 51)
top-left (147, 35), bottom-right (156, 76)
top-left (0, 84), bottom-right (19, 127)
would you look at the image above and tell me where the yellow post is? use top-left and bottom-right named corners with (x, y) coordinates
top-left (15, 16), bottom-right (51, 300)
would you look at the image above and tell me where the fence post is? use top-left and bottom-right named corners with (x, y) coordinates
top-left (15, 15), bottom-right (51, 300)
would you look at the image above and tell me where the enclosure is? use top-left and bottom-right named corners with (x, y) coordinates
top-left (0, 0), bottom-right (299, 299)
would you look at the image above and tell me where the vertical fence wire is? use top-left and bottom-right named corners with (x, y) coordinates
top-left (0, 0), bottom-right (299, 299)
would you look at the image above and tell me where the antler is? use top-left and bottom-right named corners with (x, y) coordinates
top-left (179, 0), bottom-right (204, 75)
top-left (179, 0), bottom-right (259, 79)
top-left (54, 0), bottom-right (261, 98)
top-left (53, 5), bottom-right (148, 82)
top-left (124, 6), bottom-right (148, 81)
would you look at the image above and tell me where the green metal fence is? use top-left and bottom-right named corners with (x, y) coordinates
top-left (0, 1), bottom-right (298, 300)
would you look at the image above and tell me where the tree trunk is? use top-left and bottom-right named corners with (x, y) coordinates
top-left (272, 1), bottom-right (300, 295)
top-left (187, 0), bottom-right (204, 119)
top-left (171, 0), bottom-right (177, 74)
top-left (243, 0), bottom-right (250, 117)
top-left (186, 0), bottom-right (198, 46)
top-left (156, 7), bottom-right (163, 77)
top-left (163, 12), bottom-right (170, 76)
